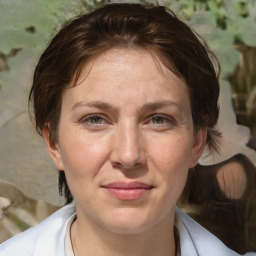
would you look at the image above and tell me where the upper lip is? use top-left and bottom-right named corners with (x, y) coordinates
top-left (101, 181), bottom-right (154, 189)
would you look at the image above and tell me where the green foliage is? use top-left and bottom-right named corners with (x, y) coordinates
top-left (80, 0), bottom-right (105, 11)
top-left (0, 0), bottom-right (104, 54)
top-left (0, 0), bottom-right (255, 78)
top-left (155, 0), bottom-right (256, 78)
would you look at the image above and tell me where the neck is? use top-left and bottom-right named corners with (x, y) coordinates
top-left (71, 208), bottom-right (176, 256)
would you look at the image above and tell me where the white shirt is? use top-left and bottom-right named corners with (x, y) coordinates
top-left (64, 213), bottom-right (76, 256)
top-left (0, 202), bottom-right (254, 256)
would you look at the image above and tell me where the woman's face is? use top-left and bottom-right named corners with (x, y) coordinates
top-left (45, 48), bottom-right (206, 234)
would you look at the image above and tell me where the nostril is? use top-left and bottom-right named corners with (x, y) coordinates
top-left (112, 161), bottom-right (142, 170)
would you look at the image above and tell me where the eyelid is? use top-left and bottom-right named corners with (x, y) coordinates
top-left (149, 113), bottom-right (174, 121)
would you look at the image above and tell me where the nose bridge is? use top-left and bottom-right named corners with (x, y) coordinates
top-left (111, 119), bottom-right (145, 168)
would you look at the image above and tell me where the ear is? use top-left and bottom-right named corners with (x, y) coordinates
top-left (189, 127), bottom-right (207, 168)
top-left (43, 125), bottom-right (64, 171)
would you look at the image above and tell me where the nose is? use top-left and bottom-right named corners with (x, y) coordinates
top-left (110, 121), bottom-right (146, 169)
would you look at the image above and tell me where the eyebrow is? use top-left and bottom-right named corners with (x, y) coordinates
top-left (71, 100), bottom-right (182, 112)
top-left (71, 101), bottom-right (117, 112)
top-left (140, 100), bottom-right (182, 112)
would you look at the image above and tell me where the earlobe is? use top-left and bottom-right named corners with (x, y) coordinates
top-left (43, 125), bottom-right (64, 170)
top-left (189, 127), bottom-right (207, 168)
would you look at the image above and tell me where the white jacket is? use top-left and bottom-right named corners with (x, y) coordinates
top-left (0, 203), bottom-right (254, 256)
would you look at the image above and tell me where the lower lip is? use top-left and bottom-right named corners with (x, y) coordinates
top-left (104, 188), bottom-right (151, 200)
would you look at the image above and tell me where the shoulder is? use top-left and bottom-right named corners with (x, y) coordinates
top-left (0, 202), bottom-right (76, 256)
top-left (175, 207), bottom-right (243, 256)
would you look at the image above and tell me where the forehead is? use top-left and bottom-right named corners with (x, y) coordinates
top-left (73, 48), bottom-right (184, 88)
top-left (71, 47), bottom-right (182, 85)
top-left (63, 48), bottom-right (191, 115)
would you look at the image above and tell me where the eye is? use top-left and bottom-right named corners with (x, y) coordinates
top-left (143, 114), bottom-right (177, 130)
top-left (80, 114), bottom-right (109, 127)
top-left (87, 115), bottom-right (103, 124)
top-left (151, 116), bottom-right (168, 124)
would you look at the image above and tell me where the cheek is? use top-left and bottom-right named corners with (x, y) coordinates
top-left (148, 135), bottom-right (192, 172)
top-left (148, 135), bottom-right (191, 197)
top-left (59, 132), bottom-right (111, 177)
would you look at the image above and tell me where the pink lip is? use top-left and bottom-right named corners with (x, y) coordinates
top-left (101, 182), bottom-right (154, 200)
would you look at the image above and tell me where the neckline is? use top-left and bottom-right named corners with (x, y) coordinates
top-left (65, 213), bottom-right (180, 256)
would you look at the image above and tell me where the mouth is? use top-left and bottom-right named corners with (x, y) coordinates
top-left (101, 182), bottom-right (154, 200)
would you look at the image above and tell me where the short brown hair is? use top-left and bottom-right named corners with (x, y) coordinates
top-left (29, 3), bottom-right (220, 203)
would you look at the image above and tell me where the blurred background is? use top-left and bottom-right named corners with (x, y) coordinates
top-left (0, 0), bottom-right (255, 253)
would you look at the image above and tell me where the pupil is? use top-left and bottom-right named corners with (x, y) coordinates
top-left (153, 117), bottom-right (163, 124)
top-left (91, 116), bottom-right (100, 123)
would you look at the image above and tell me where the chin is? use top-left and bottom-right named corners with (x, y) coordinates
top-left (100, 209), bottom-right (157, 235)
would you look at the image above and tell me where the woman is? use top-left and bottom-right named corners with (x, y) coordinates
top-left (0, 3), bottom-right (251, 256)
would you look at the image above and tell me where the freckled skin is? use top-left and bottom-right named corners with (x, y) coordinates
top-left (44, 48), bottom-right (207, 255)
